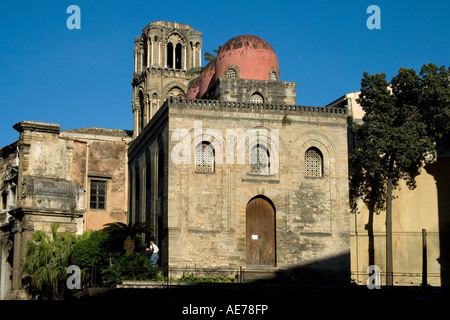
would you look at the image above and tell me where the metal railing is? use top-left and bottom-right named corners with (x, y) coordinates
top-left (79, 266), bottom-right (450, 288)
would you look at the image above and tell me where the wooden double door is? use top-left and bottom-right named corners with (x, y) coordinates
top-left (246, 196), bottom-right (276, 266)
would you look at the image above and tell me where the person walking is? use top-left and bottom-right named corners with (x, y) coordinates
top-left (146, 240), bottom-right (159, 267)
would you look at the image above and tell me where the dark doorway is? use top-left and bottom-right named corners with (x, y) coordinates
top-left (246, 196), bottom-right (276, 266)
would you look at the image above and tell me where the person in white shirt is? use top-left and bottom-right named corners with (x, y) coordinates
top-left (147, 240), bottom-right (159, 267)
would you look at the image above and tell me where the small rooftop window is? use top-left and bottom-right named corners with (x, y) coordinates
top-left (270, 71), bottom-right (277, 81)
top-left (226, 68), bottom-right (237, 78)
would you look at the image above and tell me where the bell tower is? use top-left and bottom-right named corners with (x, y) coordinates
top-left (131, 21), bottom-right (202, 138)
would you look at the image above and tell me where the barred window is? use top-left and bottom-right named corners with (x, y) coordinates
top-left (305, 148), bottom-right (323, 177)
top-left (226, 68), bottom-right (237, 78)
top-left (195, 142), bottom-right (215, 172)
top-left (90, 180), bottom-right (106, 210)
top-left (250, 92), bottom-right (264, 104)
top-left (270, 71), bottom-right (277, 81)
top-left (250, 144), bottom-right (270, 175)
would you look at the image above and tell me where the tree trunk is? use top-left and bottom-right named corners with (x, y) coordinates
top-left (124, 235), bottom-right (135, 254)
top-left (386, 177), bottom-right (393, 286)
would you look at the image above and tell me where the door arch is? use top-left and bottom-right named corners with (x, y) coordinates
top-left (246, 195), bottom-right (276, 266)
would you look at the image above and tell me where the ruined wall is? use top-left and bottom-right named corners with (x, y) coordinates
top-left (61, 129), bottom-right (132, 231)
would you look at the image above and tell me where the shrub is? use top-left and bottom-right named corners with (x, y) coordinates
top-left (101, 252), bottom-right (159, 286)
top-left (72, 230), bottom-right (111, 269)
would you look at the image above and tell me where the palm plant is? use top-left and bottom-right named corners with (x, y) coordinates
top-left (22, 223), bottom-right (77, 299)
top-left (102, 221), bottom-right (153, 254)
top-left (187, 46), bottom-right (222, 90)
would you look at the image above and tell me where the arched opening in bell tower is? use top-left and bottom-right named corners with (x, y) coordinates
top-left (167, 43), bottom-right (174, 69)
top-left (175, 43), bottom-right (182, 69)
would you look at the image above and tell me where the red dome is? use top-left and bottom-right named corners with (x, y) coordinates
top-left (186, 76), bottom-right (201, 99)
top-left (197, 59), bottom-right (216, 98)
top-left (214, 35), bottom-right (279, 81)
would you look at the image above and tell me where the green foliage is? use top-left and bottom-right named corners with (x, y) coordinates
top-left (418, 63), bottom-right (450, 150)
top-left (22, 223), bottom-right (78, 299)
top-left (204, 46), bottom-right (221, 62)
top-left (72, 230), bottom-right (111, 270)
top-left (350, 63), bottom-right (449, 282)
top-left (102, 221), bottom-right (153, 254)
top-left (204, 52), bottom-right (216, 62)
top-left (187, 67), bottom-right (203, 76)
top-left (282, 113), bottom-right (292, 126)
top-left (101, 253), bottom-right (158, 286)
top-left (350, 66), bottom-right (439, 213)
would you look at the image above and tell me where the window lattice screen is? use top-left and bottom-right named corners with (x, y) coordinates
top-left (250, 93), bottom-right (264, 104)
top-left (226, 69), bottom-right (237, 78)
top-left (250, 145), bottom-right (269, 175)
top-left (305, 148), bottom-right (323, 177)
top-left (195, 142), bottom-right (214, 172)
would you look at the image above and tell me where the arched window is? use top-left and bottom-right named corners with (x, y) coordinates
top-left (145, 157), bottom-right (152, 224)
top-left (195, 141), bottom-right (215, 172)
top-left (157, 137), bottom-right (164, 197)
top-left (250, 92), bottom-right (264, 104)
top-left (167, 86), bottom-right (185, 98)
top-left (175, 43), bottom-right (182, 69)
top-left (135, 168), bottom-right (141, 222)
top-left (305, 147), bottom-right (323, 177)
top-left (250, 144), bottom-right (270, 175)
top-left (226, 69), bottom-right (237, 78)
top-left (139, 91), bottom-right (145, 132)
top-left (167, 42), bottom-right (174, 68)
top-left (270, 71), bottom-right (277, 81)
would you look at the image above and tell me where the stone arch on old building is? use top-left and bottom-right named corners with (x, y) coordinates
top-left (164, 83), bottom-right (187, 99)
top-left (289, 131), bottom-right (338, 234)
top-left (246, 195), bottom-right (276, 266)
top-left (138, 89), bottom-right (146, 133)
top-left (166, 31), bottom-right (187, 70)
top-left (290, 131), bottom-right (337, 180)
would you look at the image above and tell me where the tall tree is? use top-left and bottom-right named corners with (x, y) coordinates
top-left (351, 67), bottom-right (437, 285)
top-left (418, 63), bottom-right (450, 150)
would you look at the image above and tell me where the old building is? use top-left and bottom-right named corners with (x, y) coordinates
top-left (0, 122), bottom-right (131, 299)
top-left (2, 19), bottom-right (447, 300)
top-left (128, 21), bottom-right (350, 280)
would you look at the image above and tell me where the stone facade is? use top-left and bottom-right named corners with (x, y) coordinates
top-left (0, 122), bottom-right (131, 299)
top-left (127, 22), bottom-right (351, 280)
top-left (129, 97), bottom-right (350, 277)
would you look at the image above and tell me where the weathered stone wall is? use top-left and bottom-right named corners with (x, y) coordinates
top-left (0, 122), bottom-right (132, 298)
top-left (207, 78), bottom-right (297, 105)
top-left (162, 99), bottom-right (349, 274)
top-left (128, 106), bottom-right (169, 268)
top-left (61, 129), bottom-right (132, 231)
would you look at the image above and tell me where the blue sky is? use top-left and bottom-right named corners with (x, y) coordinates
top-left (0, 0), bottom-right (448, 147)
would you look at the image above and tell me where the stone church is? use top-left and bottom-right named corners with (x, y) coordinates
top-left (127, 21), bottom-right (350, 276)
top-left (1, 20), bottom-right (448, 299)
